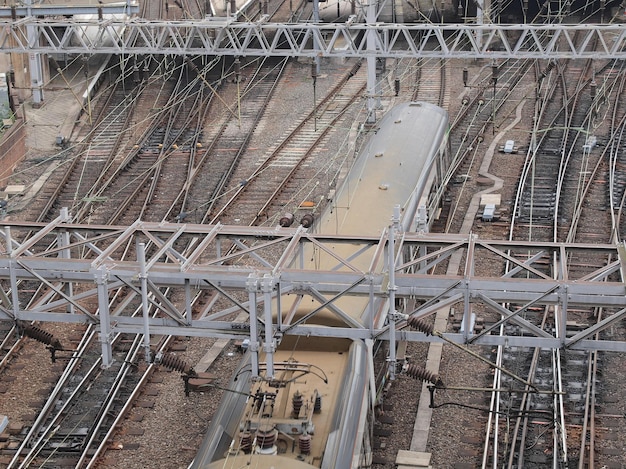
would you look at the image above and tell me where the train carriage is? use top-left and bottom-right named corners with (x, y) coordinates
top-left (191, 101), bottom-right (450, 469)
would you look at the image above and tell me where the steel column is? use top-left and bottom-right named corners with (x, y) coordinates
top-left (138, 243), bottom-right (152, 363)
top-left (262, 273), bottom-right (276, 378)
top-left (387, 206), bottom-right (400, 380)
top-left (247, 273), bottom-right (260, 376)
top-left (96, 267), bottom-right (113, 368)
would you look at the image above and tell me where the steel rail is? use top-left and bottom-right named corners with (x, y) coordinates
top-left (494, 41), bottom-right (618, 469)
top-left (248, 81), bottom-right (366, 227)
top-left (567, 64), bottom-right (626, 243)
top-left (8, 327), bottom-right (98, 468)
top-left (483, 40), bottom-right (581, 465)
top-left (35, 79), bottom-right (137, 222)
top-left (496, 60), bottom-right (571, 468)
top-left (175, 56), bottom-right (289, 223)
top-left (136, 72), bottom-right (207, 221)
top-left (608, 72), bottom-right (626, 238)
top-left (208, 61), bottom-right (365, 223)
top-left (7, 60), bottom-right (209, 469)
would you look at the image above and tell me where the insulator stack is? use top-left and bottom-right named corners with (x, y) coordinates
top-left (279, 213), bottom-right (294, 227)
top-left (292, 391), bottom-right (303, 417)
top-left (159, 353), bottom-right (192, 374)
top-left (313, 393), bottom-right (322, 413)
top-left (300, 213), bottom-right (315, 228)
top-left (407, 316), bottom-right (434, 336)
top-left (299, 434), bottom-right (312, 454)
top-left (22, 324), bottom-right (62, 350)
top-left (404, 364), bottom-right (443, 386)
top-left (541, 60), bottom-right (556, 79)
top-left (239, 431), bottom-right (253, 453)
top-left (256, 425), bottom-right (277, 449)
top-left (590, 81), bottom-right (597, 100)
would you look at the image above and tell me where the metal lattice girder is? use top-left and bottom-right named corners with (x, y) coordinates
top-left (2, 19), bottom-right (626, 59)
top-left (1, 220), bottom-right (626, 352)
top-left (0, 4), bottom-right (140, 17)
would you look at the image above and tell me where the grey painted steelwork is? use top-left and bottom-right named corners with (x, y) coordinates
top-left (2, 20), bottom-right (626, 59)
top-left (0, 4), bottom-right (139, 17)
top-left (1, 1), bottom-right (139, 103)
top-left (1, 218), bottom-right (626, 366)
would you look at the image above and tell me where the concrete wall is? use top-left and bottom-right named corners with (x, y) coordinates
top-left (0, 120), bottom-right (26, 189)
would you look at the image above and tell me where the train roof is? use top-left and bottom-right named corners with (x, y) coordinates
top-left (317, 101), bottom-right (449, 237)
top-left (192, 102), bottom-right (449, 469)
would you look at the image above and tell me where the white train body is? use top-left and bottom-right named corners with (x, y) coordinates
top-left (192, 101), bottom-right (450, 469)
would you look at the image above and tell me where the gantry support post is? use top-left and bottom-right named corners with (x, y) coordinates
top-left (138, 242), bottom-right (152, 364)
top-left (96, 267), bottom-right (113, 368)
top-left (368, 275), bottom-right (375, 334)
top-left (262, 273), bottom-right (276, 379)
top-left (387, 206), bottom-right (401, 380)
top-left (365, 0), bottom-right (377, 123)
top-left (7, 227), bottom-right (20, 321)
top-left (462, 234), bottom-right (476, 342)
top-left (58, 208), bottom-right (74, 315)
top-left (185, 279), bottom-right (193, 325)
top-left (247, 273), bottom-right (260, 377)
top-left (313, 0), bottom-right (321, 77)
top-left (25, 0), bottom-right (44, 104)
top-left (366, 338), bottom-right (376, 410)
top-left (475, 0), bottom-right (484, 50)
top-left (558, 285), bottom-right (568, 347)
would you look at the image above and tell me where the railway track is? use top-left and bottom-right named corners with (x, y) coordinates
top-left (1, 53), bottom-right (371, 469)
top-left (28, 78), bottom-right (137, 223)
top-left (209, 60), bottom-right (366, 227)
top-left (164, 57), bottom-right (289, 224)
top-left (569, 60), bottom-right (626, 469)
top-left (2, 64), bottom-right (214, 466)
top-left (2, 64), bottom-right (238, 467)
top-left (411, 57), bottom-right (448, 108)
top-left (483, 58), bottom-right (593, 468)
top-left (0, 0), bottom-right (312, 393)
top-left (4, 8), bottom-right (626, 469)
top-left (372, 22), bottom-right (626, 469)
top-left (488, 60), bottom-right (582, 468)
top-left (476, 47), bottom-right (626, 466)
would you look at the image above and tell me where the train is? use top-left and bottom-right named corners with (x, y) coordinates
top-left (316, 0), bottom-right (446, 23)
top-left (190, 101), bottom-right (450, 469)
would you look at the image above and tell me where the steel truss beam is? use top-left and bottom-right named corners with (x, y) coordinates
top-left (1, 220), bottom-right (626, 364)
top-left (0, 4), bottom-right (139, 17)
top-left (2, 19), bottom-right (626, 59)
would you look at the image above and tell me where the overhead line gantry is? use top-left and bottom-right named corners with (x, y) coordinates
top-left (1, 218), bottom-right (626, 368)
top-left (3, 7), bottom-right (626, 368)
top-left (2, 19), bottom-right (626, 60)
